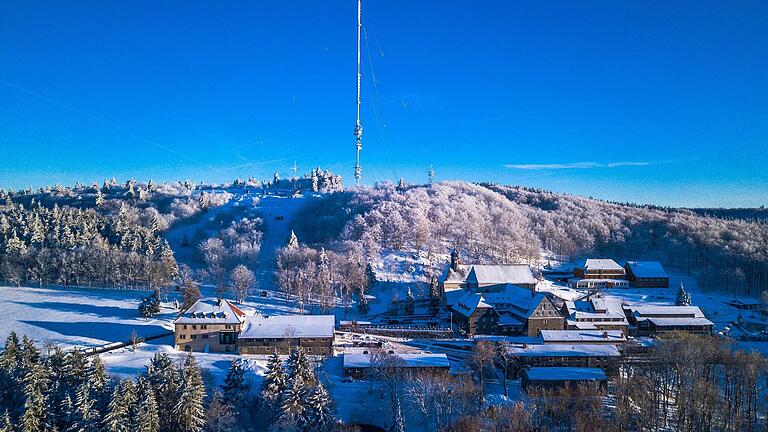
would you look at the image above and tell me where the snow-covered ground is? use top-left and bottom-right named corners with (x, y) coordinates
top-left (0, 285), bottom-right (174, 350)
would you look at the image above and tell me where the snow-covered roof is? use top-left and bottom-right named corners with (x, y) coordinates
top-left (566, 320), bottom-right (598, 330)
top-left (239, 314), bottom-right (335, 339)
top-left (539, 330), bottom-right (626, 343)
top-left (628, 305), bottom-right (705, 318)
top-left (525, 367), bottom-right (607, 381)
top-left (647, 317), bottom-right (714, 327)
top-left (625, 261), bottom-right (668, 278)
top-left (444, 288), bottom-right (466, 307)
top-left (452, 292), bottom-right (493, 317)
top-left (442, 264), bottom-right (536, 287)
top-left (564, 298), bottom-right (627, 322)
top-left (467, 265), bottom-right (537, 286)
top-left (511, 343), bottom-right (621, 358)
top-left (579, 259), bottom-right (624, 272)
top-left (498, 314), bottom-right (524, 326)
top-left (442, 265), bottom-right (472, 284)
top-left (343, 353), bottom-right (451, 369)
top-left (173, 298), bottom-right (247, 325)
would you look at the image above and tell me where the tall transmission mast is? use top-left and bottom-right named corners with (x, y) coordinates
top-left (353, 0), bottom-right (363, 184)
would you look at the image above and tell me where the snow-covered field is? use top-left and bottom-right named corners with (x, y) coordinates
top-left (0, 285), bottom-right (174, 349)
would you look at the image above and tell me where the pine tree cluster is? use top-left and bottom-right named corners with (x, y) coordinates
top-left (0, 201), bottom-right (178, 289)
top-left (258, 348), bottom-right (335, 432)
top-left (0, 332), bottom-right (206, 432)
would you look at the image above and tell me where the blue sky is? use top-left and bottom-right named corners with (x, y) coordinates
top-left (1, 1), bottom-right (766, 207)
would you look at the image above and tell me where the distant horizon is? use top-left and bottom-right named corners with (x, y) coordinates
top-left (1, 2), bottom-right (766, 208)
top-left (4, 174), bottom-right (766, 211)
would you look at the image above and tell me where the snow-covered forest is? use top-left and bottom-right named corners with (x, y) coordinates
top-left (294, 181), bottom-right (768, 297)
top-left (1, 178), bottom-right (766, 299)
top-left (0, 332), bottom-right (335, 432)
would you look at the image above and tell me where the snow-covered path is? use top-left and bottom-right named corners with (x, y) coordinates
top-left (252, 195), bottom-right (310, 291)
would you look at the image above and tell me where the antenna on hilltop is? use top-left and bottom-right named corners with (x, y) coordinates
top-left (353, 0), bottom-right (363, 185)
top-left (428, 164), bottom-right (436, 184)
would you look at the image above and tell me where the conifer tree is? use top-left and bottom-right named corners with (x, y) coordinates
top-left (103, 380), bottom-right (135, 432)
top-left (305, 381), bottom-right (334, 431)
top-left (221, 359), bottom-right (249, 408)
top-left (260, 351), bottom-right (286, 412)
top-left (135, 378), bottom-right (159, 432)
top-left (287, 347), bottom-right (314, 386)
top-left (88, 356), bottom-right (110, 412)
top-left (0, 411), bottom-right (13, 432)
top-left (70, 383), bottom-right (100, 432)
top-left (144, 354), bottom-right (179, 432)
top-left (20, 362), bottom-right (50, 432)
top-left (174, 355), bottom-right (206, 432)
top-left (278, 376), bottom-right (308, 431)
top-left (287, 231), bottom-right (299, 249)
top-left (676, 282), bottom-right (692, 306)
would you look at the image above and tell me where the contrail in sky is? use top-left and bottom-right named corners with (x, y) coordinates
top-left (0, 78), bottom-right (224, 174)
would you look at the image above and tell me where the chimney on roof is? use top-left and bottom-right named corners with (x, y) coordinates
top-left (450, 248), bottom-right (460, 271)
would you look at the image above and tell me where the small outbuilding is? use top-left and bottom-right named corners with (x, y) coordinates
top-left (522, 367), bottom-right (608, 392)
top-left (343, 353), bottom-right (451, 379)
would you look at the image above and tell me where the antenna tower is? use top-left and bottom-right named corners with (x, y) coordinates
top-left (353, 0), bottom-right (363, 184)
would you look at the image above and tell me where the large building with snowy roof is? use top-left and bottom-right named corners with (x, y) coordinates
top-left (623, 305), bottom-right (714, 336)
top-left (624, 261), bottom-right (670, 287)
top-left (440, 249), bottom-right (538, 293)
top-left (238, 314), bottom-right (335, 355)
top-left (173, 298), bottom-right (247, 353)
top-left (509, 343), bottom-right (621, 371)
top-left (574, 259), bottom-right (626, 280)
top-left (561, 297), bottom-right (629, 333)
top-left (174, 298), bottom-right (335, 355)
top-left (448, 284), bottom-right (563, 337)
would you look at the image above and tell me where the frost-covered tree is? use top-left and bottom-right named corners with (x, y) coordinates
top-left (20, 362), bottom-right (51, 432)
top-left (144, 353), bottom-right (180, 432)
top-left (305, 381), bottom-right (334, 431)
top-left (676, 282), bottom-right (692, 306)
top-left (260, 351), bottom-right (286, 410)
top-left (174, 355), bottom-right (206, 432)
top-left (103, 380), bottom-right (134, 432)
top-left (177, 266), bottom-right (201, 310)
top-left (70, 383), bottom-right (100, 432)
top-left (390, 394), bottom-right (406, 432)
top-left (287, 347), bottom-right (314, 386)
top-left (0, 411), bottom-right (13, 432)
top-left (287, 230), bottom-right (299, 249)
top-left (230, 265), bottom-right (255, 304)
top-left (138, 290), bottom-right (162, 318)
top-left (316, 248), bottom-right (333, 312)
top-left (278, 376), bottom-right (308, 431)
top-left (221, 359), bottom-right (249, 410)
top-left (135, 378), bottom-right (159, 432)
